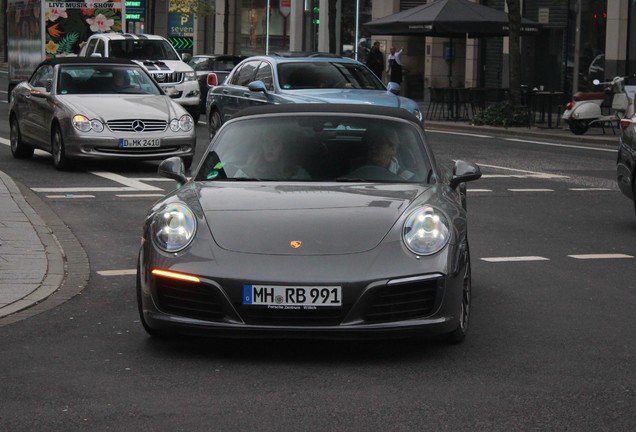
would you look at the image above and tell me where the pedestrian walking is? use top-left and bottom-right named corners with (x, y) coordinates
top-left (386, 46), bottom-right (403, 85)
top-left (365, 41), bottom-right (384, 80)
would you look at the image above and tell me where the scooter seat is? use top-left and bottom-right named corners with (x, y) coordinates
top-left (573, 91), bottom-right (607, 101)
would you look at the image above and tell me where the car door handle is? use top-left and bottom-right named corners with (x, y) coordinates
top-left (243, 92), bottom-right (251, 97)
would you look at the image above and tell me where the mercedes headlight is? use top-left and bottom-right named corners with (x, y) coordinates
top-left (152, 203), bottom-right (197, 253)
top-left (170, 114), bottom-right (194, 132)
top-left (72, 115), bottom-right (104, 132)
top-left (403, 206), bottom-right (450, 255)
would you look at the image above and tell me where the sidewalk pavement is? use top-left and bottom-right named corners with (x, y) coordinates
top-left (0, 112), bottom-right (620, 325)
top-left (0, 171), bottom-right (88, 326)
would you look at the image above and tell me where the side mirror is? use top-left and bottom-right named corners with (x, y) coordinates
top-left (158, 157), bottom-right (188, 186)
top-left (387, 82), bottom-right (400, 95)
top-left (31, 87), bottom-right (50, 97)
top-left (182, 53), bottom-right (192, 62)
top-left (247, 80), bottom-right (272, 99)
top-left (449, 160), bottom-right (481, 189)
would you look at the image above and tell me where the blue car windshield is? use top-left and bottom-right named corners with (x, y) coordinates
top-left (195, 115), bottom-right (432, 183)
top-left (277, 62), bottom-right (386, 90)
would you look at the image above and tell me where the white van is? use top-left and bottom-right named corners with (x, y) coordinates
top-left (80, 33), bottom-right (201, 120)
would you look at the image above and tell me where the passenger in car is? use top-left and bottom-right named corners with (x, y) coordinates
top-left (237, 132), bottom-right (311, 180)
top-left (362, 126), bottom-right (414, 180)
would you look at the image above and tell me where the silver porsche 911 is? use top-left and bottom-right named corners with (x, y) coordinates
top-left (137, 104), bottom-right (481, 343)
top-left (8, 57), bottom-right (196, 170)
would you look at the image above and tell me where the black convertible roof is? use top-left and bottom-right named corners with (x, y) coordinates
top-left (233, 103), bottom-right (423, 124)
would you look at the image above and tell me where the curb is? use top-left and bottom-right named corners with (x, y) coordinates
top-left (0, 172), bottom-right (90, 326)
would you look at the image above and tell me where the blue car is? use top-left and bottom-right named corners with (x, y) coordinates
top-left (205, 54), bottom-right (424, 140)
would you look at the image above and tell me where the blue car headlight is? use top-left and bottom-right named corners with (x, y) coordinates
top-left (152, 203), bottom-right (197, 253)
top-left (403, 206), bottom-right (450, 255)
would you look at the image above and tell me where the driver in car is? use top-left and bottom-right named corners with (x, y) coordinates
top-left (364, 126), bottom-right (414, 180)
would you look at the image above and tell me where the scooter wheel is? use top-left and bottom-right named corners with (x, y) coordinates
top-left (568, 120), bottom-right (589, 135)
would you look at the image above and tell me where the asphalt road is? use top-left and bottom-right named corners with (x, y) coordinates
top-left (0, 71), bottom-right (635, 431)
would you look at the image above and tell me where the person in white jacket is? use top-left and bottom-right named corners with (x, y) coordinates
top-left (386, 46), bottom-right (403, 84)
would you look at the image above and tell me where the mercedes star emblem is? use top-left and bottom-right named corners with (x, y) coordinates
top-left (132, 120), bottom-right (145, 132)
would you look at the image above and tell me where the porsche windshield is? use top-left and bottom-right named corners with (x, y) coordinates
top-left (195, 115), bottom-right (432, 183)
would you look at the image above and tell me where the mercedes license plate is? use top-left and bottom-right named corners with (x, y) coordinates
top-left (243, 284), bottom-right (342, 309)
top-left (119, 138), bottom-right (161, 148)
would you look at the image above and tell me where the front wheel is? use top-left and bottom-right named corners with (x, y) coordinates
top-left (568, 119), bottom-right (589, 135)
top-left (52, 126), bottom-right (72, 170)
top-left (208, 109), bottom-right (222, 141)
top-left (10, 116), bottom-right (34, 159)
top-left (442, 242), bottom-right (471, 344)
top-left (136, 270), bottom-right (167, 338)
top-left (633, 178), bottom-right (636, 216)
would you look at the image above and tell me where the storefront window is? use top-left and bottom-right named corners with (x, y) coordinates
top-left (240, 0), bottom-right (290, 55)
top-left (566, 0), bottom-right (607, 92)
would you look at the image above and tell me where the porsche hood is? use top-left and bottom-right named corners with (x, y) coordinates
top-left (194, 184), bottom-right (432, 255)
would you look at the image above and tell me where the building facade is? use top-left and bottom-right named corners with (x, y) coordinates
top-left (1, 0), bottom-right (634, 101)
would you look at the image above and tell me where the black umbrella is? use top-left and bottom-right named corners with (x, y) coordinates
top-left (363, 0), bottom-right (541, 38)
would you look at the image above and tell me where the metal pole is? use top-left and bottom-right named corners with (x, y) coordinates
top-left (354, 0), bottom-right (360, 60)
top-left (266, 0), bottom-right (271, 54)
top-left (572, 0), bottom-right (581, 95)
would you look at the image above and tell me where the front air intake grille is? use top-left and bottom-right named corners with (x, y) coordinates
top-left (107, 119), bottom-right (167, 132)
top-left (150, 71), bottom-right (183, 84)
top-left (238, 304), bottom-right (351, 326)
top-left (155, 279), bottom-right (225, 321)
top-left (363, 278), bottom-right (441, 323)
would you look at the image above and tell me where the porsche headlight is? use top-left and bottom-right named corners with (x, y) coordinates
top-left (72, 115), bottom-right (104, 132)
top-left (152, 203), bottom-right (197, 253)
top-left (403, 206), bottom-right (450, 255)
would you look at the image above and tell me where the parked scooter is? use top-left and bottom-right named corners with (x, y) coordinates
top-left (562, 76), bottom-right (634, 135)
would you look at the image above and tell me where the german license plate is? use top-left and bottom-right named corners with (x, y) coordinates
top-left (119, 138), bottom-right (160, 148)
top-left (243, 284), bottom-right (342, 308)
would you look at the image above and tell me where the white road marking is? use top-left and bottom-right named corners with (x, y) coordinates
top-left (36, 187), bottom-right (136, 192)
top-left (45, 194), bottom-right (95, 199)
top-left (89, 171), bottom-right (163, 190)
top-left (130, 178), bottom-right (175, 182)
top-left (482, 174), bottom-right (560, 179)
top-left (468, 189), bottom-right (493, 192)
top-left (508, 188), bottom-right (554, 192)
top-left (427, 129), bottom-right (494, 139)
top-left (32, 171), bottom-right (164, 193)
top-left (116, 194), bottom-right (165, 198)
top-left (568, 254), bottom-right (634, 260)
top-left (568, 188), bottom-right (612, 191)
top-left (0, 137), bottom-right (9, 145)
top-left (97, 269), bottom-right (136, 276)
top-left (478, 163), bottom-right (569, 179)
top-left (481, 256), bottom-right (550, 262)
top-left (504, 138), bottom-right (617, 153)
